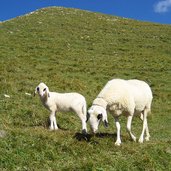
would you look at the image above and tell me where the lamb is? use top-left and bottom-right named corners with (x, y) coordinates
top-left (34, 82), bottom-right (88, 134)
top-left (87, 78), bottom-right (153, 145)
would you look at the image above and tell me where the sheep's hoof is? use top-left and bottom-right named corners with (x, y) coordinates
top-left (138, 138), bottom-right (144, 143)
top-left (115, 141), bottom-right (121, 146)
top-left (145, 136), bottom-right (150, 141)
top-left (49, 127), bottom-right (58, 131)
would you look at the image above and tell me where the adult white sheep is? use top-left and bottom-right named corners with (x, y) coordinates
top-left (87, 78), bottom-right (153, 146)
top-left (34, 82), bottom-right (88, 134)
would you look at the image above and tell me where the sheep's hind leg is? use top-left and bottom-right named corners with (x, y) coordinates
top-left (145, 124), bottom-right (150, 141)
top-left (144, 112), bottom-right (150, 141)
top-left (126, 115), bottom-right (136, 142)
top-left (49, 111), bottom-right (58, 130)
top-left (139, 110), bottom-right (148, 143)
top-left (139, 112), bottom-right (150, 141)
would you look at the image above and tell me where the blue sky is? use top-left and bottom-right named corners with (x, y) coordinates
top-left (0, 0), bottom-right (171, 24)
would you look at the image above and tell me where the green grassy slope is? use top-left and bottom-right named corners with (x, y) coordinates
top-left (0, 7), bottom-right (171, 170)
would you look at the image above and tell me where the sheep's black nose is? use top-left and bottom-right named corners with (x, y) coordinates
top-left (37, 87), bottom-right (39, 92)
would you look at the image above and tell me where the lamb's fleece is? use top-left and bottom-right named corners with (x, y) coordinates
top-left (44, 92), bottom-right (86, 113)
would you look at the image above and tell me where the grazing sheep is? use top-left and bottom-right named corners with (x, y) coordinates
top-left (87, 78), bottom-right (153, 145)
top-left (34, 82), bottom-right (87, 134)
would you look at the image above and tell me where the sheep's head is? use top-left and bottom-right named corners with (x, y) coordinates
top-left (87, 105), bottom-right (108, 133)
top-left (34, 82), bottom-right (50, 98)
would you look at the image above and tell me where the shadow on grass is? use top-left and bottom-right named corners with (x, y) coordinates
top-left (95, 132), bottom-right (117, 139)
top-left (74, 132), bottom-right (92, 142)
top-left (74, 132), bottom-right (117, 144)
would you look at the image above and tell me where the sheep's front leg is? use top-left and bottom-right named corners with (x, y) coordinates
top-left (127, 115), bottom-right (136, 142)
top-left (49, 111), bottom-right (58, 130)
top-left (114, 117), bottom-right (121, 146)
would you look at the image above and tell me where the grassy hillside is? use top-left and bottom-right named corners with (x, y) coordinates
top-left (0, 7), bottom-right (171, 170)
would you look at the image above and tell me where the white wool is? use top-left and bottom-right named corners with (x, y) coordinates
top-left (95, 79), bottom-right (152, 115)
top-left (35, 82), bottom-right (87, 133)
top-left (88, 78), bottom-right (153, 145)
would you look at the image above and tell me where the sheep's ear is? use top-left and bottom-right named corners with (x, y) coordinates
top-left (97, 114), bottom-right (102, 120)
top-left (103, 120), bottom-right (109, 128)
top-left (86, 112), bottom-right (90, 122)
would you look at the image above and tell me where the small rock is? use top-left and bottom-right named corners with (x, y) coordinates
top-left (0, 130), bottom-right (7, 138)
top-left (4, 94), bottom-right (10, 98)
top-left (25, 92), bottom-right (32, 96)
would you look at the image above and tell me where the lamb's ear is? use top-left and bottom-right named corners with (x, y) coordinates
top-left (86, 112), bottom-right (90, 122)
top-left (97, 114), bottom-right (102, 120)
top-left (34, 91), bottom-right (36, 97)
top-left (103, 120), bottom-right (109, 128)
top-left (34, 89), bottom-right (36, 96)
top-left (34, 87), bottom-right (38, 96)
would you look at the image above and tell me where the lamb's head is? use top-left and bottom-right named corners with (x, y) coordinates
top-left (87, 105), bottom-right (108, 133)
top-left (34, 82), bottom-right (50, 98)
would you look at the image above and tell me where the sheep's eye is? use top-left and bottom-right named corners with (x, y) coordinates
top-left (37, 87), bottom-right (39, 92)
top-left (43, 88), bottom-right (46, 92)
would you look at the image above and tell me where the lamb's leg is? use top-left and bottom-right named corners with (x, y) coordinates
top-left (114, 117), bottom-right (121, 146)
top-left (81, 119), bottom-right (87, 134)
top-left (139, 110), bottom-right (148, 143)
top-left (49, 111), bottom-right (58, 130)
top-left (79, 113), bottom-right (87, 134)
top-left (74, 106), bottom-right (87, 134)
top-left (126, 115), bottom-right (136, 142)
